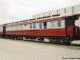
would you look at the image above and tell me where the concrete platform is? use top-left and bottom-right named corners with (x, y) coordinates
top-left (0, 38), bottom-right (80, 60)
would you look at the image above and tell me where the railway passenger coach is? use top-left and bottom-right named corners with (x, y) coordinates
top-left (0, 4), bottom-right (80, 45)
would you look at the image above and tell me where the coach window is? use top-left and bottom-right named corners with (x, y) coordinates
top-left (57, 21), bottom-right (61, 27)
top-left (24, 24), bottom-right (27, 26)
top-left (33, 23), bottom-right (36, 28)
top-left (64, 8), bottom-right (66, 13)
top-left (30, 23), bottom-right (32, 28)
top-left (21, 24), bottom-right (23, 29)
top-left (24, 24), bottom-right (27, 28)
top-left (39, 23), bottom-right (42, 29)
top-left (51, 21), bottom-right (57, 28)
top-left (51, 21), bottom-right (55, 27)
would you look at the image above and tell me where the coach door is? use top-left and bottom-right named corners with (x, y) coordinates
top-left (43, 22), bottom-right (47, 29)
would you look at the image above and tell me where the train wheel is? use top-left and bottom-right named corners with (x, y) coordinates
top-left (63, 38), bottom-right (71, 45)
top-left (35, 37), bottom-right (44, 42)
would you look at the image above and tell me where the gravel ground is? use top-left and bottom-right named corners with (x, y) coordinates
top-left (0, 38), bottom-right (80, 60)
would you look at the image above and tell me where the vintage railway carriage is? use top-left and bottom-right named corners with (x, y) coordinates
top-left (1, 14), bottom-right (80, 44)
top-left (0, 4), bottom-right (80, 44)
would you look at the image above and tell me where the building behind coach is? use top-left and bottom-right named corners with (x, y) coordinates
top-left (0, 4), bottom-right (80, 45)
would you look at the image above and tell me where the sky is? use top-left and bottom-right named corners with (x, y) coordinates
top-left (0, 0), bottom-right (80, 24)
